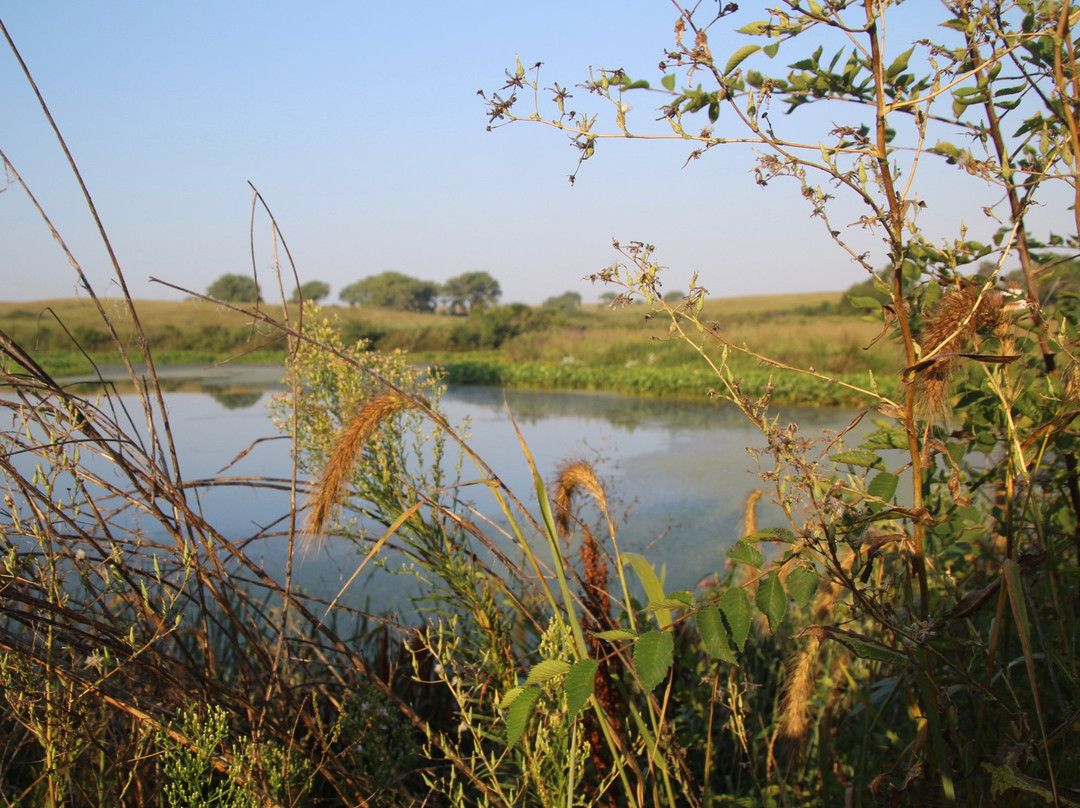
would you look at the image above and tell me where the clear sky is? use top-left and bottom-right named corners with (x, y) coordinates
top-left (0, 3), bottom-right (1063, 306)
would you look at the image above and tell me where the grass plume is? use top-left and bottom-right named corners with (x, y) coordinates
top-left (778, 634), bottom-right (821, 744)
top-left (306, 390), bottom-right (417, 543)
top-left (552, 459), bottom-right (608, 538)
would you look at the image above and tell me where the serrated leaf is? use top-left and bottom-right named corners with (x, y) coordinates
top-left (634, 630), bottom-right (675, 693)
top-left (785, 565), bottom-right (818, 609)
top-left (666, 590), bottom-right (695, 607)
top-left (697, 604), bottom-right (736, 662)
top-left (505, 687), bottom-right (540, 747)
top-left (524, 659), bottom-right (570, 686)
top-left (592, 629), bottom-right (638, 642)
top-left (830, 450), bottom-right (886, 470)
top-left (756, 571), bottom-right (787, 631)
top-left (725, 44), bottom-right (761, 75)
top-left (565, 659), bottom-right (598, 720)
top-left (661, 73), bottom-right (676, 91)
top-left (867, 471), bottom-right (899, 502)
top-left (499, 685), bottom-right (526, 711)
top-left (719, 587), bottom-right (752, 651)
top-left (727, 540), bottom-right (764, 568)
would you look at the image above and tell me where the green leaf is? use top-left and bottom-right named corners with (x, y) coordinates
top-left (645, 597), bottom-right (693, 613)
top-left (744, 527), bottom-right (797, 543)
top-left (661, 73), bottom-right (676, 91)
top-left (847, 294), bottom-right (884, 310)
top-left (785, 565), bottom-right (818, 609)
top-left (720, 587), bottom-right (752, 651)
top-left (726, 540), bottom-right (764, 568)
top-left (867, 471), bottom-right (899, 502)
top-left (725, 44), bottom-right (761, 75)
top-left (625, 553), bottom-right (670, 628)
top-left (830, 450), bottom-right (886, 470)
top-left (524, 659), bottom-right (570, 686)
top-left (565, 659), bottom-right (598, 720)
top-left (634, 630), bottom-right (675, 693)
top-left (756, 571), bottom-right (787, 631)
top-left (505, 687), bottom-right (540, 747)
top-left (817, 626), bottom-right (909, 665)
top-left (886, 46), bottom-right (915, 78)
top-left (499, 685), bottom-right (526, 711)
top-left (697, 604), bottom-right (736, 662)
top-left (736, 20), bottom-right (771, 35)
top-left (667, 590), bottom-right (695, 607)
top-left (763, 43), bottom-right (780, 58)
top-left (592, 629), bottom-right (638, 642)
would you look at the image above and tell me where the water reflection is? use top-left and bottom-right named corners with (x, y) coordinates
top-left (43, 368), bottom-right (866, 612)
top-left (203, 387), bottom-right (264, 410)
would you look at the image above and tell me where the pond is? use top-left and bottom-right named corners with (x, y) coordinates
top-left (70, 366), bottom-right (866, 615)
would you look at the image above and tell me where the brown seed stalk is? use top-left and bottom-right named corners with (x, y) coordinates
top-left (305, 391), bottom-right (416, 545)
top-left (552, 459), bottom-right (607, 538)
top-left (778, 635), bottom-right (821, 744)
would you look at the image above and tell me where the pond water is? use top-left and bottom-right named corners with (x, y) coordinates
top-left (89, 368), bottom-right (866, 615)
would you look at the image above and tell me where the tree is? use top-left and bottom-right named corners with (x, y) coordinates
top-left (541, 290), bottom-right (582, 311)
top-left (339, 272), bottom-right (438, 312)
top-left (440, 271), bottom-right (501, 315)
top-left (290, 280), bottom-right (331, 303)
top-left (207, 273), bottom-right (261, 303)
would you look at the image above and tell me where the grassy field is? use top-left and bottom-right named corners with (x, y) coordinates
top-left (0, 291), bottom-right (898, 404)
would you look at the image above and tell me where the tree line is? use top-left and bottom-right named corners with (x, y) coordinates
top-left (206, 270), bottom-right (503, 314)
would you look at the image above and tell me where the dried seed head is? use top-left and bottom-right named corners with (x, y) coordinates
top-left (305, 391), bottom-right (417, 547)
top-left (916, 284), bottom-right (1006, 413)
top-left (743, 489), bottom-right (764, 537)
top-left (552, 459), bottom-right (607, 538)
top-left (778, 635), bottom-right (820, 744)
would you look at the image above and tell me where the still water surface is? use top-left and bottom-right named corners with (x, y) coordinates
top-left (140, 371), bottom-right (863, 614)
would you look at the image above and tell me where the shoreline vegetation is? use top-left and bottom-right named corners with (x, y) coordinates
top-left (1, 292), bottom-right (897, 407)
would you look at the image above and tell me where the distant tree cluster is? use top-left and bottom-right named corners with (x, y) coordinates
top-left (207, 270), bottom-right (506, 313)
top-left (340, 270), bottom-right (501, 313)
top-left (290, 281), bottom-right (331, 303)
top-left (207, 273), bottom-right (261, 303)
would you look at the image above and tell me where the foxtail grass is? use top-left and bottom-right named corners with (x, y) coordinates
top-left (305, 391), bottom-right (419, 543)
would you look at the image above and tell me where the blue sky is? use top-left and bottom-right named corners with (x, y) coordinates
top-left (0, 3), bottom-right (1062, 305)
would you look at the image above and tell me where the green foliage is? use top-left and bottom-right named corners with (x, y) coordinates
top-left (541, 290), bottom-right (582, 311)
top-left (339, 270), bottom-right (439, 312)
top-left (158, 707), bottom-right (253, 808)
top-left (207, 272), bottom-right (261, 303)
top-left (441, 270), bottom-right (502, 314)
top-left (289, 279), bottom-right (331, 303)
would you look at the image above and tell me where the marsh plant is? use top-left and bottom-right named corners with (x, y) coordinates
top-left (3, 1), bottom-right (1080, 806)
